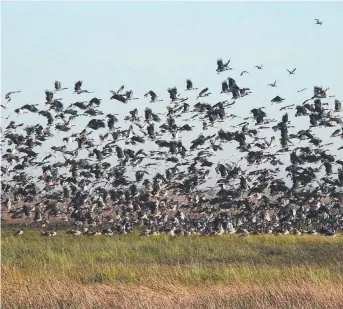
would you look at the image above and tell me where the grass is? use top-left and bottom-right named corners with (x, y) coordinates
top-left (2, 230), bottom-right (343, 309)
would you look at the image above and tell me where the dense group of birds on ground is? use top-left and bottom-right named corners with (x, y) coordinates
top-left (2, 20), bottom-right (343, 238)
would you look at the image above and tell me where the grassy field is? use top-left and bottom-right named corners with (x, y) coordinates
top-left (2, 230), bottom-right (343, 309)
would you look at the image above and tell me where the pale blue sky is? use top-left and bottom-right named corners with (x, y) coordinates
top-left (1, 1), bottom-right (343, 185)
top-left (2, 1), bottom-right (343, 102)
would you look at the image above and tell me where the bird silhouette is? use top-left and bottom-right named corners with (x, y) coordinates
top-left (287, 68), bottom-right (296, 75)
top-left (216, 58), bottom-right (231, 73)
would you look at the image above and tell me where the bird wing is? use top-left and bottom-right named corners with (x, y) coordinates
top-left (228, 78), bottom-right (236, 88)
top-left (150, 91), bottom-right (157, 100)
top-left (217, 59), bottom-right (223, 67)
top-left (74, 81), bottom-right (82, 91)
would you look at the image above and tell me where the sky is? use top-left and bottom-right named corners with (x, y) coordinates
top-left (1, 1), bottom-right (343, 187)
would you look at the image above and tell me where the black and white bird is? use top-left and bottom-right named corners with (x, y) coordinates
top-left (125, 90), bottom-right (139, 100)
top-left (14, 104), bottom-right (39, 114)
top-left (144, 90), bottom-right (163, 103)
top-left (74, 81), bottom-right (94, 94)
top-left (186, 79), bottom-right (198, 91)
top-left (216, 58), bottom-right (231, 73)
top-left (110, 92), bottom-right (127, 104)
top-left (54, 81), bottom-right (68, 92)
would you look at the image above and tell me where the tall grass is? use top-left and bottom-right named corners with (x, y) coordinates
top-left (2, 230), bottom-right (343, 308)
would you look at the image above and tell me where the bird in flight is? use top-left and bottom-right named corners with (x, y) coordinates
top-left (54, 81), bottom-right (68, 92)
top-left (74, 81), bottom-right (94, 94)
top-left (314, 19), bottom-right (322, 25)
top-left (3, 91), bottom-right (21, 108)
top-left (197, 88), bottom-right (212, 99)
top-left (279, 104), bottom-right (295, 111)
top-left (287, 68), bottom-right (296, 75)
top-left (216, 59), bottom-right (231, 73)
top-left (271, 96), bottom-right (285, 104)
top-left (255, 65), bottom-right (263, 70)
top-left (185, 79), bottom-right (198, 91)
top-left (268, 81), bottom-right (277, 87)
top-left (110, 92), bottom-right (127, 104)
top-left (297, 88), bottom-right (307, 93)
top-left (240, 71), bottom-right (249, 76)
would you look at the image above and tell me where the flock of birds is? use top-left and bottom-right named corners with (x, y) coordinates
top-left (2, 19), bottom-right (343, 238)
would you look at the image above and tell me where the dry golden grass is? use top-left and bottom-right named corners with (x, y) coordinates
top-left (2, 230), bottom-right (343, 309)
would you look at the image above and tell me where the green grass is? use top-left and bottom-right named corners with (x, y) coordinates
top-left (2, 230), bottom-right (343, 308)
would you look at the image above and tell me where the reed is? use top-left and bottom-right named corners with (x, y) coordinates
top-left (2, 230), bottom-right (343, 308)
